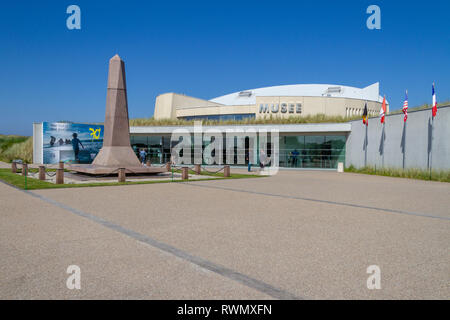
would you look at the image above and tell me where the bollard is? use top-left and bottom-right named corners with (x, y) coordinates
top-left (59, 161), bottom-right (64, 170)
top-left (118, 168), bottom-right (126, 182)
top-left (194, 164), bottom-right (201, 175)
top-left (166, 162), bottom-right (171, 171)
top-left (12, 162), bottom-right (17, 173)
top-left (224, 165), bottom-right (231, 177)
top-left (181, 167), bottom-right (189, 180)
top-left (22, 163), bottom-right (28, 176)
top-left (146, 160), bottom-right (151, 167)
top-left (39, 166), bottom-right (46, 180)
top-left (56, 168), bottom-right (64, 184)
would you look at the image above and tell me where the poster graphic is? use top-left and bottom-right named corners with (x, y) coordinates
top-left (42, 122), bottom-right (104, 164)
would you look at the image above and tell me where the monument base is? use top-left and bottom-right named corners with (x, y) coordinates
top-left (92, 146), bottom-right (142, 167)
top-left (67, 164), bottom-right (168, 175)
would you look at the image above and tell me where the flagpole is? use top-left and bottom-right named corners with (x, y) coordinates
top-left (403, 120), bottom-right (407, 169)
top-left (430, 115), bottom-right (433, 179)
top-left (403, 90), bottom-right (407, 169)
top-left (382, 121), bottom-right (385, 168)
top-left (380, 95), bottom-right (386, 168)
top-left (429, 83), bottom-right (436, 180)
top-left (365, 123), bottom-right (368, 167)
top-left (364, 101), bottom-right (368, 167)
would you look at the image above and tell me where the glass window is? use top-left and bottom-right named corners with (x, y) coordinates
top-left (279, 136), bottom-right (304, 167)
top-left (131, 135), bottom-right (147, 157)
top-left (325, 135), bottom-right (346, 168)
top-left (181, 114), bottom-right (255, 121)
top-left (130, 133), bottom-right (346, 169)
top-left (283, 136), bottom-right (305, 149)
top-left (278, 135), bottom-right (346, 169)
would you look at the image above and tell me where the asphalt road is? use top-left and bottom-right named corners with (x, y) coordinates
top-left (0, 170), bottom-right (449, 299)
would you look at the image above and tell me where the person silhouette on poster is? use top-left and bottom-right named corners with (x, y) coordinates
top-left (71, 133), bottom-right (84, 162)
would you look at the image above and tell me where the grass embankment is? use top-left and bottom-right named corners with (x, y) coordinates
top-left (130, 102), bottom-right (449, 126)
top-left (0, 168), bottom-right (262, 190)
top-left (345, 165), bottom-right (450, 183)
top-left (0, 135), bottom-right (32, 163)
top-left (130, 114), bottom-right (362, 126)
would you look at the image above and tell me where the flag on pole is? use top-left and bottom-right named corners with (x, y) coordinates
top-left (362, 103), bottom-right (368, 126)
top-left (380, 95), bottom-right (386, 123)
top-left (402, 90), bottom-right (408, 122)
top-left (432, 83), bottom-right (437, 117)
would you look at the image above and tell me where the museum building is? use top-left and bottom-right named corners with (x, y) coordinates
top-left (154, 82), bottom-right (386, 121)
top-left (33, 82), bottom-right (388, 169)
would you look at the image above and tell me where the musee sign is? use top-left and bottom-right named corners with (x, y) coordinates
top-left (259, 103), bottom-right (302, 114)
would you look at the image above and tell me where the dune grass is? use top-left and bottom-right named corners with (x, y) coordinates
top-left (130, 102), bottom-right (450, 127)
top-left (0, 135), bottom-right (28, 150)
top-left (130, 114), bottom-right (362, 127)
top-left (345, 165), bottom-right (450, 183)
top-left (0, 135), bottom-right (33, 163)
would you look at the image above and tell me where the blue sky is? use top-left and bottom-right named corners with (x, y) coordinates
top-left (0, 0), bottom-right (449, 135)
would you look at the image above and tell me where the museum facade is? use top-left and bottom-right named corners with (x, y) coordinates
top-left (154, 82), bottom-right (387, 121)
top-left (129, 123), bottom-right (348, 169)
top-left (33, 122), bottom-right (348, 169)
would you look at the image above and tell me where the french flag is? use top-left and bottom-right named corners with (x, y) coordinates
top-left (432, 83), bottom-right (437, 117)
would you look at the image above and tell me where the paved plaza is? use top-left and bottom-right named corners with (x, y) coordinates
top-left (0, 170), bottom-right (449, 299)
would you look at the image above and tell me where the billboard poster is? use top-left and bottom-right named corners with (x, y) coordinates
top-left (42, 122), bottom-right (104, 164)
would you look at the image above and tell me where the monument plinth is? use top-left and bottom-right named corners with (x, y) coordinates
top-left (69, 54), bottom-right (167, 175)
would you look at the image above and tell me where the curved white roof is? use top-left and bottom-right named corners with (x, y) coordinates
top-left (210, 83), bottom-right (384, 106)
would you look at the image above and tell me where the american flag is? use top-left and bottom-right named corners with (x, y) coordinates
top-left (402, 90), bottom-right (408, 122)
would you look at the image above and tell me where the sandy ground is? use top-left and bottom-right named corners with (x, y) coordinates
top-left (0, 169), bottom-right (449, 299)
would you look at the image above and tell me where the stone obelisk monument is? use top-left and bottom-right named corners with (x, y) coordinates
top-left (92, 54), bottom-right (141, 167)
top-left (68, 54), bottom-right (167, 174)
